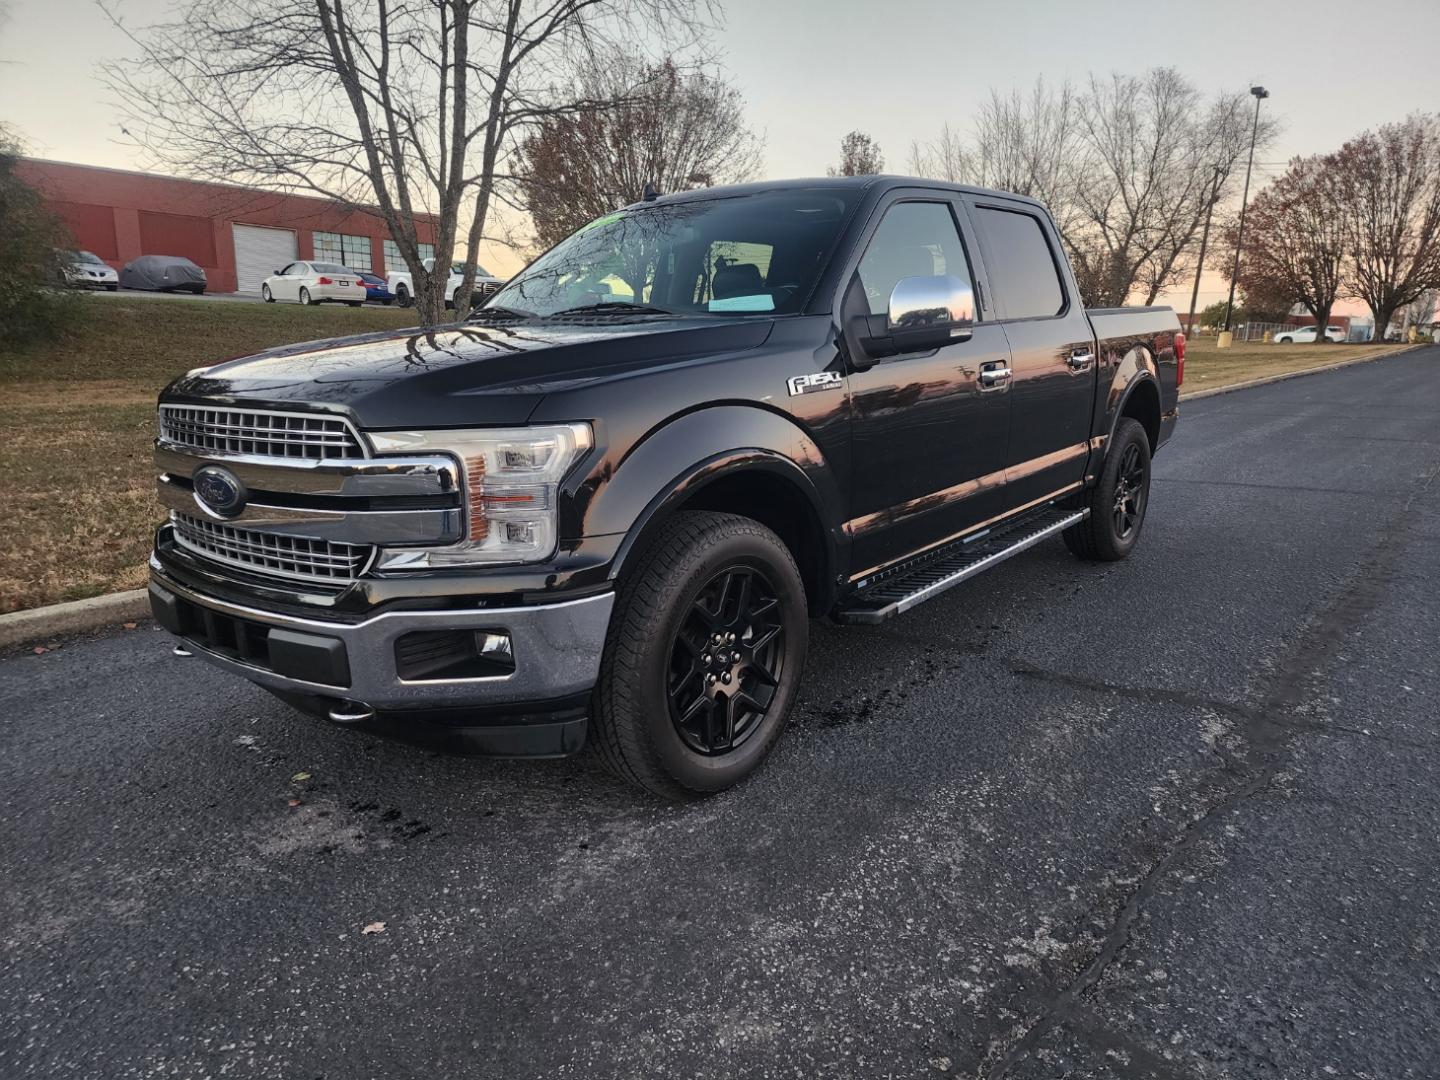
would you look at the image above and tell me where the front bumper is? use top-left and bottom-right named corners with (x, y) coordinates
top-left (149, 568), bottom-right (614, 750)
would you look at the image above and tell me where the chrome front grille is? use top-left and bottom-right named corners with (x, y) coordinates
top-left (159, 405), bottom-right (366, 461)
top-left (171, 512), bottom-right (372, 587)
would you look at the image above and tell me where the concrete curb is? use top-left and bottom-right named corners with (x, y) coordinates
top-left (1181, 344), bottom-right (1424, 401)
top-left (0, 590), bottom-right (149, 650)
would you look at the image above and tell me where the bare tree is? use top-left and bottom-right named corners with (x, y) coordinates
top-left (1229, 155), bottom-right (1347, 342)
top-left (1069, 71), bottom-right (1279, 306)
top-left (828, 131), bottom-right (883, 177)
top-left (907, 123), bottom-right (971, 183)
top-left (1331, 114), bottom-right (1440, 340)
top-left (513, 54), bottom-right (760, 251)
top-left (1404, 288), bottom-right (1437, 334)
top-left (908, 80), bottom-right (1087, 257)
top-left (907, 70), bottom-right (1277, 307)
top-left (100, 0), bottom-right (707, 325)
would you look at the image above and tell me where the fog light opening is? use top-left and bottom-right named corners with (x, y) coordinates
top-left (476, 631), bottom-right (513, 663)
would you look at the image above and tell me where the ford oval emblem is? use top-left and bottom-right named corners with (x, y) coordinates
top-left (193, 465), bottom-right (248, 517)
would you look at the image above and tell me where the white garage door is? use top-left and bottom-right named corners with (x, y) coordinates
top-left (232, 224), bottom-right (297, 294)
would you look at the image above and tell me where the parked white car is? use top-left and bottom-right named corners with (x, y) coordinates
top-left (387, 257), bottom-right (503, 310)
top-left (58, 250), bottom-right (119, 290)
top-left (1274, 325), bottom-right (1345, 344)
top-left (260, 261), bottom-right (365, 306)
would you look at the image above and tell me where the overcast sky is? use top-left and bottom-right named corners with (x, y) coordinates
top-left (3, 0), bottom-right (1437, 307)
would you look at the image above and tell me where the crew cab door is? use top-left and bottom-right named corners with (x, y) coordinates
top-left (843, 194), bottom-right (1014, 577)
top-left (965, 198), bottom-right (1097, 509)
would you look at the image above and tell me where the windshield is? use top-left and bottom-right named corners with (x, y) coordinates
top-left (488, 189), bottom-right (858, 318)
top-left (77, 251), bottom-right (106, 265)
top-left (311, 262), bottom-right (352, 274)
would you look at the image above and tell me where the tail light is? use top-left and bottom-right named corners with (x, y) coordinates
top-left (1174, 331), bottom-right (1186, 387)
top-left (316, 276), bottom-right (334, 285)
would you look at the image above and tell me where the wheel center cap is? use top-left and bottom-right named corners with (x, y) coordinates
top-left (702, 627), bottom-right (748, 691)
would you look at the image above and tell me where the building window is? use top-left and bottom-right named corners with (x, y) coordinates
top-left (384, 238), bottom-right (435, 273)
top-left (313, 231), bottom-right (373, 272)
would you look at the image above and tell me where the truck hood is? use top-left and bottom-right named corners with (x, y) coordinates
top-left (163, 316), bottom-right (775, 428)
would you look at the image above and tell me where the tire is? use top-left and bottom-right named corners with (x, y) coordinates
top-left (262, 284), bottom-right (274, 303)
top-left (591, 511), bottom-right (809, 800)
top-left (299, 287), bottom-right (313, 306)
top-left (396, 284), bottom-right (411, 308)
top-left (1063, 417), bottom-right (1152, 562)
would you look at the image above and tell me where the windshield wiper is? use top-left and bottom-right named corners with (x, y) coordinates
top-left (546, 302), bottom-right (679, 318)
top-left (468, 305), bottom-right (532, 321)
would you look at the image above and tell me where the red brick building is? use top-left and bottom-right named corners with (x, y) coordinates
top-left (17, 158), bottom-right (440, 294)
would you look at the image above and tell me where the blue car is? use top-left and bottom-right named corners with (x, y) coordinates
top-left (357, 272), bottom-right (393, 305)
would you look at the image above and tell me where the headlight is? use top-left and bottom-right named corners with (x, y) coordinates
top-left (368, 423), bottom-right (593, 569)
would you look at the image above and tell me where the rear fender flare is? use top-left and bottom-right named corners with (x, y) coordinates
top-left (1105, 347), bottom-right (1159, 442)
top-left (1085, 346), bottom-right (1158, 480)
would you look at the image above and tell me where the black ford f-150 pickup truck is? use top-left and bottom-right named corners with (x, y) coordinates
top-left (150, 176), bottom-right (1182, 798)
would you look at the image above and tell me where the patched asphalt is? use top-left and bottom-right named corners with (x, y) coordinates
top-left (3, 348), bottom-right (1438, 1079)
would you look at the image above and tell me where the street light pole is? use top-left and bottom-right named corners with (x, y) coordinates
top-left (1222, 86), bottom-right (1269, 338)
top-left (1186, 165), bottom-right (1224, 336)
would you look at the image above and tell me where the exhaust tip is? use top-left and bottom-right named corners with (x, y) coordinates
top-left (327, 701), bottom-right (375, 725)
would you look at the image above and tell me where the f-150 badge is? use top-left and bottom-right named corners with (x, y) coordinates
top-left (787, 371), bottom-right (843, 396)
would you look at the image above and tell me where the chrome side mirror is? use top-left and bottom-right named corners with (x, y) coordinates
top-left (849, 274), bottom-right (976, 367)
top-left (887, 274), bottom-right (975, 339)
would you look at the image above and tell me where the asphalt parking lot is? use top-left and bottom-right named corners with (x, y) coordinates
top-left (3, 349), bottom-right (1438, 1079)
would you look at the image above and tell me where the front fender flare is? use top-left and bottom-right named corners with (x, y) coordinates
top-left (587, 405), bottom-right (845, 588)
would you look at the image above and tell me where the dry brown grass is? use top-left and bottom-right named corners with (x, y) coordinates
top-left (1181, 336), bottom-right (1408, 395)
top-left (0, 295), bottom-right (419, 612)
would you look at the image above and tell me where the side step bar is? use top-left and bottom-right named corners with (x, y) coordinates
top-left (835, 506), bottom-right (1087, 624)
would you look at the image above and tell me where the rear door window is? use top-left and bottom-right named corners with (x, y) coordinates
top-left (973, 206), bottom-right (1066, 320)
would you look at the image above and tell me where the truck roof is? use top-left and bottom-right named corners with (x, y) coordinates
top-left (622, 175), bottom-right (1048, 212)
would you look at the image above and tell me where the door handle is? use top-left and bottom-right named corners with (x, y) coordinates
top-left (1067, 350), bottom-right (1095, 372)
top-left (979, 362), bottom-right (1011, 388)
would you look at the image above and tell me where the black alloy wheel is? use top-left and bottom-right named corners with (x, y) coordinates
top-left (1062, 416), bottom-right (1152, 562)
top-left (667, 564), bottom-right (786, 756)
top-left (590, 510), bottom-right (808, 799)
top-left (1112, 440), bottom-right (1147, 540)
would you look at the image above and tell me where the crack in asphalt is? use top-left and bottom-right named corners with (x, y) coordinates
top-left (979, 461), bottom-right (1440, 1078)
top-left (1152, 476), bottom-right (1402, 498)
top-left (1063, 1003), bottom-right (1207, 1080)
top-left (1008, 663), bottom-right (1438, 752)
